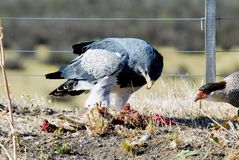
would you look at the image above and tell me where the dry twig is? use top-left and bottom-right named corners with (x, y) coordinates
top-left (0, 19), bottom-right (17, 160)
top-left (199, 101), bottom-right (239, 138)
top-left (0, 143), bottom-right (12, 160)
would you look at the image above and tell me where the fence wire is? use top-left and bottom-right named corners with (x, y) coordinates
top-left (1, 16), bottom-right (239, 21)
top-left (0, 17), bottom-right (202, 21)
top-left (0, 73), bottom-right (229, 78)
top-left (6, 50), bottom-right (239, 54)
top-left (0, 15), bottom-right (238, 78)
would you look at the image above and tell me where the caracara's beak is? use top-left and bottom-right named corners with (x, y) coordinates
top-left (194, 95), bottom-right (201, 102)
top-left (194, 91), bottom-right (207, 102)
top-left (146, 80), bottom-right (154, 89)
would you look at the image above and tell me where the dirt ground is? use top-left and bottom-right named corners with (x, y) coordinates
top-left (1, 104), bottom-right (239, 160)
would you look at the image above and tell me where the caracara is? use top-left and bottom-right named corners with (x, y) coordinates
top-left (195, 72), bottom-right (239, 114)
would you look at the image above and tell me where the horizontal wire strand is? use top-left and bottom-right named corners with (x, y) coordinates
top-left (1, 17), bottom-right (239, 21)
top-left (7, 50), bottom-right (70, 53)
top-left (6, 50), bottom-right (239, 53)
top-left (0, 17), bottom-right (202, 21)
top-left (8, 50), bottom-right (204, 53)
top-left (0, 73), bottom-right (227, 77)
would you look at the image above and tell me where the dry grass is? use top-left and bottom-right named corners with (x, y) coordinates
top-left (1, 76), bottom-right (236, 120)
top-left (130, 77), bottom-right (237, 120)
top-left (0, 78), bottom-right (239, 159)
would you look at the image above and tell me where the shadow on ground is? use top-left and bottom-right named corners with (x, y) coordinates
top-left (172, 116), bottom-right (230, 129)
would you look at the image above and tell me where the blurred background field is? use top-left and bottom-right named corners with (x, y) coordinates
top-left (0, 0), bottom-right (239, 114)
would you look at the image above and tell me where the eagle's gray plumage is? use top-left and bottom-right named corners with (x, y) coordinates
top-left (46, 38), bottom-right (163, 110)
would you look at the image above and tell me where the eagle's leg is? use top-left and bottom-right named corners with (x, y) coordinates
top-left (85, 90), bottom-right (110, 109)
top-left (111, 92), bottom-right (131, 112)
top-left (85, 77), bottom-right (114, 109)
top-left (111, 87), bottom-right (140, 112)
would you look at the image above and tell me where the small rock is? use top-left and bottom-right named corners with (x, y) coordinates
top-left (42, 107), bottom-right (54, 115)
top-left (110, 142), bottom-right (116, 146)
top-left (169, 140), bottom-right (177, 149)
top-left (138, 134), bottom-right (151, 143)
top-left (98, 143), bottom-right (103, 147)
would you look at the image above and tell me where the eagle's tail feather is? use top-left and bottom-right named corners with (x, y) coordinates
top-left (45, 71), bottom-right (63, 79)
top-left (49, 80), bottom-right (85, 96)
top-left (72, 41), bottom-right (94, 55)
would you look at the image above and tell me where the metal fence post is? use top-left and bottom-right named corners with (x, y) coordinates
top-left (205, 0), bottom-right (216, 83)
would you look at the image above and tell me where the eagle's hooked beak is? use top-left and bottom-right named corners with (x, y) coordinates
top-left (146, 79), bottom-right (154, 89)
top-left (138, 67), bottom-right (154, 89)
